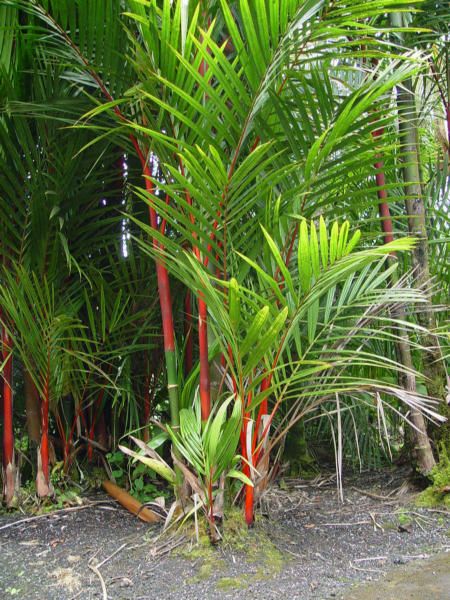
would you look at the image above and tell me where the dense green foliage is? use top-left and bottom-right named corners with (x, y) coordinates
top-left (0, 1), bottom-right (448, 525)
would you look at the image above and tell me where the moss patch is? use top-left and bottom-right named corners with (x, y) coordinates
top-left (416, 445), bottom-right (450, 508)
top-left (188, 561), bottom-right (220, 584)
top-left (217, 576), bottom-right (249, 590)
top-left (177, 509), bottom-right (288, 590)
top-left (222, 509), bottom-right (286, 570)
top-left (397, 509), bottom-right (413, 528)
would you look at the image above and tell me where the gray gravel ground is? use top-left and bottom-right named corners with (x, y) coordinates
top-left (1, 469), bottom-right (449, 600)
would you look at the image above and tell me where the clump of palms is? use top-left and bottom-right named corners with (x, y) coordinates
top-left (0, 0), bottom-right (447, 530)
top-left (143, 218), bottom-right (442, 523)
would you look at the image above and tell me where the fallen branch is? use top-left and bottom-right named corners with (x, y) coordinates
top-left (369, 511), bottom-right (384, 531)
top-left (87, 543), bottom-right (128, 600)
top-left (0, 501), bottom-right (114, 532)
top-left (96, 542), bottom-right (128, 569)
top-left (148, 534), bottom-right (186, 559)
top-left (317, 520), bottom-right (371, 527)
top-left (354, 556), bottom-right (387, 562)
top-left (352, 487), bottom-right (397, 501)
top-left (418, 508), bottom-right (450, 515)
top-left (349, 561), bottom-right (386, 574)
top-left (88, 561), bottom-right (107, 600)
top-left (102, 480), bottom-right (162, 523)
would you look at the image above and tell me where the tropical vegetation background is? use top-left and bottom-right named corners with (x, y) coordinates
top-left (0, 0), bottom-right (449, 536)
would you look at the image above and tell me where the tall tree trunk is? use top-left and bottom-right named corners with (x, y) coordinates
top-left (135, 152), bottom-right (180, 431)
top-left (390, 13), bottom-right (449, 445)
top-left (196, 39), bottom-right (212, 423)
top-left (24, 369), bottom-right (40, 483)
top-left (395, 335), bottom-right (436, 474)
top-left (87, 386), bottom-right (106, 461)
top-left (396, 78), bottom-right (449, 433)
top-left (396, 78), bottom-right (447, 395)
top-left (372, 125), bottom-right (436, 474)
top-left (154, 261), bottom-right (179, 429)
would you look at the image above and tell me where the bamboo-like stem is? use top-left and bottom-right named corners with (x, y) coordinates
top-left (63, 389), bottom-right (90, 473)
top-left (239, 382), bottom-right (256, 526)
top-left (24, 369), bottom-right (40, 446)
top-left (177, 151), bottom-right (211, 419)
top-left (1, 331), bottom-right (13, 467)
top-left (153, 257), bottom-right (179, 429)
top-left (102, 480), bottom-right (161, 523)
top-left (447, 103), bottom-right (450, 155)
top-left (88, 386), bottom-right (106, 461)
top-left (241, 401), bottom-right (254, 526)
top-left (140, 165), bottom-right (179, 429)
top-left (198, 297), bottom-right (211, 421)
top-left (143, 349), bottom-right (163, 442)
top-left (244, 476), bottom-right (254, 526)
top-left (143, 366), bottom-right (151, 442)
top-left (36, 352), bottom-right (51, 497)
top-left (372, 127), bottom-right (394, 244)
top-left (1, 327), bottom-right (16, 506)
top-left (196, 27), bottom-right (213, 421)
top-left (207, 470), bottom-right (217, 542)
top-left (96, 409), bottom-right (108, 454)
top-left (184, 291), bottom-right (194, 376)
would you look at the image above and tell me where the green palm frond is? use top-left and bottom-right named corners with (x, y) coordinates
top-left (0, 266), bottom-right (87, 403)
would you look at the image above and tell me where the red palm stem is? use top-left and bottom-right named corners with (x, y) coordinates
top-left (372, 127), bottom-right (394, 244)
top-left (184, 291), bottom-right (194, 376)
top-left (2, 329), bottom-right (13, 470)
top-left (87, 386), bottom-right (106, 461)
top-left (40, 353), bottom-right (50, 485)
top-left (198, 297), bottom-right (211, 420)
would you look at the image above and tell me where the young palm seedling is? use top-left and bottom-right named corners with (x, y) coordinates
top-left (121, 395), bottom-right (251, 542)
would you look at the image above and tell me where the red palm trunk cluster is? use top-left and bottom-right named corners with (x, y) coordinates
top-left (241, 224), bottom-right (300, 525)
top-left (1, 326), bottom-right (16, 505)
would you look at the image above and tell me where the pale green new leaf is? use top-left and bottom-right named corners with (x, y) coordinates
top-left (119, 445), bottom-right (176, 484)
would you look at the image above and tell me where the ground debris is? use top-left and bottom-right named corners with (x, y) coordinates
top-left (0, 471), bottom-right (449, 599)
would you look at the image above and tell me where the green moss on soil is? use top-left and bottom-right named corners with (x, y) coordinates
top-left (397, 509), bottom-right (413, 528)
top-left (188, 561), bottom-right (218, 584)
top-left (223, 509), bottom-right (286, 569)
top-left (177, 508), bottom-right (288, 590)
top-left (416, 445), bottom-right (450, 508)
top-left (217, 576), bottom-right (249, 590)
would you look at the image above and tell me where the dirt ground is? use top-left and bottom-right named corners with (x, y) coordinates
top-left (1, 468), bottom-right (449, 600)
